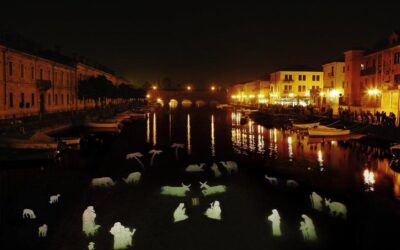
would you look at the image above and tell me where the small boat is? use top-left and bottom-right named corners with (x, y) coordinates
top-left (84, 122), bottom-right (122, 129)
top-left (308, 128), bottom-right (350, 136)
top-left (293, 122), bottom-right (320, 129)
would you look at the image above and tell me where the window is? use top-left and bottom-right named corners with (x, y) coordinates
top-left (284, 85), bottom-right (288, 91)
top-left (9, 93), bottom-right (13, 108)
top-left (55, 94), bottom-right (58, 105)
top-left (284, 75), bottom-right (288, 81)
top-left (298, 75), bottom-right (302, 81)
top-left (9, 62), bottom-right (13, 76)
top-left (31, 66), bottom-right (34, 80)
top-left (61, 94), bottom-right (64, 105)
top-left (48, 94), bottom-right (51, 105)
top-left (289, 75), bottom-right (293, 81)
top-left (40, 69), bottom-right (43, 80)
top-left (331, 66), bottom-right (334, 75)
top-left (20, 93), bottom-right (25, 108)
top-left (20, 64), bottom-right (24, 78)
top-left (343, 66), bottom-right (345, 72)
top-left (298, 86), bottom-right (302, 92)
top-left (289, 85), bottom-right (292, 91)
top-left (303, 75), bottom-right (306, 81)
top-left (302, 85), bottom-right (306, 92)
top-left (395, 52), bottom-right (400, 64)
top-left (312, 75), bottom-right (315, 81)
top-left (31, 93), bottom-right (35, 106)
top-left (317, 75), bottom-right (320, 81)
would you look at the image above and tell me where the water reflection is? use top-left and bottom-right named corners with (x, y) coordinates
top-left (363, 168), bottom-right (376, 192)
top-left (146, 113), bottom-right (150, 144)
top-left (153, 113), bottom-right (157, 146)
top-left (288, 136), bottom-right (293, 162)
top-left (317, 149), bottom-right (324, 170)
top-left (211, 114), bottom-right (216, 157)
top-left (187, 114), bottom-right (191, 154)
top-left (169, 113), bottom-right (172, 140)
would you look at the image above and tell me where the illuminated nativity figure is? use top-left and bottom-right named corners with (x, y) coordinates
top-left (82, 206), bottom-right (101, 237)
top-left (204, 200), bottom-right (222, 220)
top-left (109, 222), bottom-right (136, 249)
top-left (300, 214), bottom-right (317, 241)
top-left (173, 203), bottom-right (189, 223)
top-left (267, 209), bottom-right (282, 237)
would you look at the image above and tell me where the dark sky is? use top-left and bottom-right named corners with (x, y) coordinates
top-left (1, 1), bottom-right (399, 87)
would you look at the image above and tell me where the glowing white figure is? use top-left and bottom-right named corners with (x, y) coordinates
top-left (286, 180), bottom-right (299, 188)
top-left (126, 152), bottom-right (144, 169)
top-left (22, 209), bottom-right (36, 219)
top-left (49, 194), bottom-right (61, 204)
top-left (88, 242), bottom-right (95, 250)
top-left (324, 198), bottom-right (347, 219)
top-left (161, 183), bottom-right (191, 197)
top-left (109, 222), bottom-right (136, 249)
top-left (148, 149), bottom-right (162, 166)
top-left (171, 143), bottom-right (185, 160)
top-left (267, 209), bottom-right (281, 237)
top-left (199, 181), bottom-right (226, 196)
top-left (204, 201), bottom-right (222, 220)
top-left (185, 163), bottom-right (205, 172)
top-left (363, 169), bottom-right (375, 191)
top-left (173, 203), bottom-right (189, 222)
top-left (91, 177), bottom-right (115, 188)
top-left (265, 174), bottom-right (278, 185)
top-left (309, 192), bottom-right (323, 211)
top-left (123, 172), bottom-right (141, 185)
top-left (210, 163), bottom-right (222, 177)
top-left (220, 161), bottom-right (238, 174)
top-left (82, 206), bottom-right (101, 237)
top-left (38, 224), bottom-right (48, 237)
top-left (300, 214), bottom-right (317, 241)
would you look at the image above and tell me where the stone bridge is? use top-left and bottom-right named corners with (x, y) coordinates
top-left (146, 89), bottom-right (227, 108)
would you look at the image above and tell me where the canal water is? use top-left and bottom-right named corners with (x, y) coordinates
top-left (1, 108), bottom-right (400, 250)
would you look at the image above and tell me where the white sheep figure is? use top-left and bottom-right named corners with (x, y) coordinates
top-left (88, 242), bottom-right (95, 250)
top-left (185, 163), bottom-right (205, 172)
top-left (210, 163), bottom-right (222, 177)
top-left (22, 209), bottom-right (36, 219)
top-left (324, 198), bottom-right (347, 219)
top-left (49, 194), bottom-right (61, 204)
top-left (38, 224), bottom-right (48, 237)
top-left (220, 161), bottom-right (238, 174)
top-left (286, 180), bottom-right (299, 188)
top-left (199, 181), bottom-right (226, 196)
top-left (91, 177), bottom-right (115, 188)
top-left (123, 172), bottom-right (141, 185)
top-left (265, 174), bottom-right (278, 185)
top-left (160, 183), bottom-right (191, 197)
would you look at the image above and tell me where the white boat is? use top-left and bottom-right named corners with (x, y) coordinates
top-left (308, 128), bottom-right (350, 136)
top-left (216, 104), bottom-right (233, 109)
top-left (84, 122), bottom-right (121, 129)
top-left (292, 122), bottom-right (320, 129)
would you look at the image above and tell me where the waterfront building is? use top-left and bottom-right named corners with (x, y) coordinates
top-left (0, 38), bottom-right (127, 120)
top-left (321, 61), bottom-right (346, 112)
top-left (228, 80), bottom-right (270, 106)
top-left (269, 66), bottom-right (323, 106)
top-left (343, 31), bottom-right (400, 120)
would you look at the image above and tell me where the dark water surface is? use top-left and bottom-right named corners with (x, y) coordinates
top-left (1, 109), bottom-right (400, 250)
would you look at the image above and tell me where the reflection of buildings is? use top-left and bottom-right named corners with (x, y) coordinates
top-left (228, 80), bottom-right (270, 106)
top-left (187, 114), bottom-right (191, 154)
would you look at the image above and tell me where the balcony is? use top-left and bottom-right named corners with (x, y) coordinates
top-left (36, 80), bottom-right (52, 91)
top-left (360, 67), bottom-right (376, 76)
top-left (282, 79), bottom-right (294, 83)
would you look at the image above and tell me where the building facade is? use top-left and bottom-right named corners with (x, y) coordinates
top-left (228, 80), bottom-right (270, 106)
top-left (321, 61), bottom-right (346, 111)
top-left (269, 68), bottom-right (323, 106)
top-left (343, 31), bottom-right (400, 116)
top-left (0, 44), bottom-right (127, 119)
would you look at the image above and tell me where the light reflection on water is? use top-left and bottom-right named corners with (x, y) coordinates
top-left (211, 114), bottom-right (216, 157)
top-left (187, 114), bottom-right (191, 154)
top-left (153, 113), bottom-right (157, 146)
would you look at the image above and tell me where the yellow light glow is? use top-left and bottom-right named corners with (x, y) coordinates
top-left (258, 98), bottom-right (268, 104)
top-left (288, 93), bottom-right (295, 98)
top-left (231, 95), bottom-right (237, 99)
top-left (187, 86), bottom-right (192, 91)
top-left (319, 92), bottom-right (325, 97)
top-left (305, 90), bottom-right (310, 97)
top-left (270, 93), bottom-right (278, 98)
top-left (249, 95), bottom-right (255, 99)
top-left (146, 94), bottom-right (150, 98)
top-left (211, 86), bottom-right (216, 91)
top-left (258, 94), bottom-right (265, 98)
top-left (367, 88), bottom-right (381, 96)
top-left (156, 98), bottom-right (162, 102)
top-left (329, 89), bottom-right (340, 98)
top-left (152, 86), bottom-right (157, 90)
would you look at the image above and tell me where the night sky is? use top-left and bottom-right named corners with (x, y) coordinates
top-left (1, 1), bottom-right (399, 87)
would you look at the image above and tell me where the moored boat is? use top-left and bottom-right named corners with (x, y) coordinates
top-left (308, 128), bottom-right (351, 136)
top-left (292, 122), bottom-right (320, 129)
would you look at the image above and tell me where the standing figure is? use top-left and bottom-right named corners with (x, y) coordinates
top-left (299, 214), bottom-right (317, 241)
top-left (267, 209), bottom-right (282, 237)
top-left (110, 222), bottom-right (136, 249)
top-left (82, 206), bottom-right (101, 237)
top-left (309, 192), bottom-right (323, 211)
top-left (173, 203), bottom-right (189, 223)
top-left (204, 200), bottom-right (222, 220)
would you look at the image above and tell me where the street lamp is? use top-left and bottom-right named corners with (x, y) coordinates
top-left (152, 86), bottom-right (157, 90)
top-left (211, 85), bottom-right (216, 91)
top-left (187, 85), bottom-right (192, 91)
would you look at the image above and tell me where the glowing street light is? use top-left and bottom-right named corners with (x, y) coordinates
top-left (367, 88), bottom-right (381, 96)
top-left (211, 86), bottom-right (216, 91)
top-left (152, 86), bottom-right (158, 90)
top-left (329, 89), bottom-right (340, 98)
top-left (146, 94), bottom-right (151, 98)
top-left (187, 85), bottom-right (192, 91)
